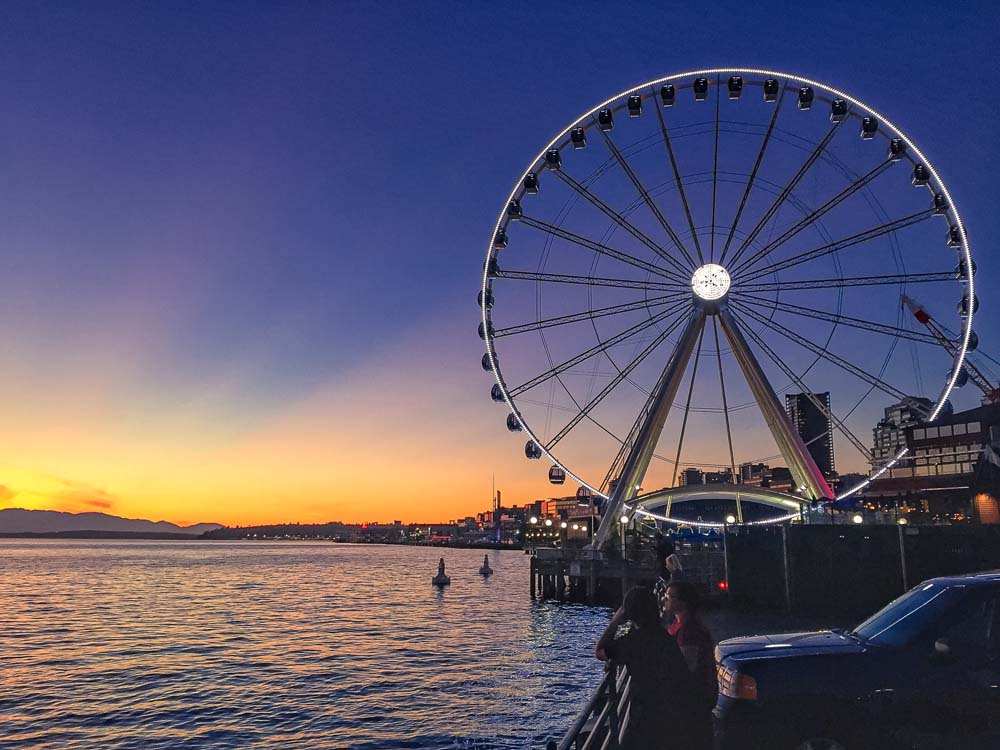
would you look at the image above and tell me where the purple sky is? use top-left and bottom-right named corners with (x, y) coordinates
top-left (0, 2), bottom-right (996, 523)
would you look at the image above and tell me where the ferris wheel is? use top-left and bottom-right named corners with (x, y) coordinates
top-left (479, 68), bottom-right (976, 543)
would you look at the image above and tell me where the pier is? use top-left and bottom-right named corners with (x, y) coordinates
top-left (529, 521), bottom-right (1000, 613)
top-left (528, 529), bottom-right (726, 607)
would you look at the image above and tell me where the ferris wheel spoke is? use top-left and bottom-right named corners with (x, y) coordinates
top-left (506, 301), bottom-right (689, 398)
top-left (551, 169), bottom-right (692, 277)
top-left (731, 300), bottom-right (909, 402)
top-left (668, 326), bottom-right (706, 491)
top-left (739, 209), bottom-right (936, 283)
top-left (602, 402), bottom-right (646, 494)
top-left (652, 92), bottom-right (705, 265)
top-left (731, 293), bottom-right (939, 345)
top-left (710, 75), bottom-right (721, 262)
top-left (493, 292), bottom-right (688, 338)
top-left (598, 331), bottom-right (704, 494)
top-left (736, 270), bottom-right (955, 293)
top-left (732, 159), bottom-right (895, 277)
top-left (495, 268), bottom-right (685, 292)
top-left (718, 85), bottom-right (787, 265)
top-left (727, 118), bottom-right (844, 270)
top-left (734, 310), bottom-right (876, 463)
top-left (544, 310), bottom-right (690, 451)
top-left (593, 121), bottom-right (698, 270)
top-left (519, 215), bottom-right (682, 281)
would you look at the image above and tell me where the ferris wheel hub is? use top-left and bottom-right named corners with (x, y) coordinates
top-left (691, 263), bottom-right (731, 302)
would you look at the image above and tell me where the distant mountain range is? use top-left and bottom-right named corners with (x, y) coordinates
top-left (0, 508), bottom-right (222, 536)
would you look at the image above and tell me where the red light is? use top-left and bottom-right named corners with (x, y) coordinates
top-left (717, 580), bottom-right (729, 591)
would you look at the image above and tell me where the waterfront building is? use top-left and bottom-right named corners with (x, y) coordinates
top-left (785, 392), bottom-right (836, 477)
top-left (868, 404), bottom-right (1000, 523)
top-left (678, 468), bottom-right (704, 486)
top-left (872, 397), bottom-right (931, 464)
top-left (835, 472), bottom-right (869, 493)
top-left (704, 469), bottom-right (734, 484)
top-left (739, 462), bottom-right (769, 485)
top-left (765, 466), bottom-right (794, 492)
top-left (543, 496), bottom-right (583, 519)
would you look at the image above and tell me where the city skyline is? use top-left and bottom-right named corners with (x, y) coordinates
top-left (0, 4), bottom-right (997, 526)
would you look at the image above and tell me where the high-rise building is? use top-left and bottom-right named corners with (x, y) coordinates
top-left (785, 392), bottom-right (836, 477)
top-left (872, 397), bottom-right (931, 464)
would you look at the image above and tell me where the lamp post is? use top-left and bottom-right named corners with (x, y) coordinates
top-left (723, 515), bottom-right (736, 599)
top-left (619, 514), bottom-right (629, 561)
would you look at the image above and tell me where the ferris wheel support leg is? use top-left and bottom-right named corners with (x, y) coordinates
top-left (593, 305), bottom-right (707, 550)
top-left (716, 305), bottom-right (834, 503)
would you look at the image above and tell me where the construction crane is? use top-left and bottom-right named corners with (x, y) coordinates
top-left (901, 294), bottom-right (1000, 404)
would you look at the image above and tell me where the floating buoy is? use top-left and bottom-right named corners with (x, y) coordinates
top-left (432, 557), bottom-right (451, 586)
top-left (479, 554), bottom-right (493, 576)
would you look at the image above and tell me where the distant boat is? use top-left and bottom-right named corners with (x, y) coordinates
top-left (479, 554), bottom-right (493, 576)
top-left (432, 557), bottom-right (451, 586)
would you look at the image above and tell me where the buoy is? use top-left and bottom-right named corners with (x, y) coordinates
top-left (479, 554), bottom-right (493, 576)
top-left (432, 557), bottom-right (451, 586)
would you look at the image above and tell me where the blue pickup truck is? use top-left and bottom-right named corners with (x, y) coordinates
top-left (714, 571), bottom-right (1000, 750)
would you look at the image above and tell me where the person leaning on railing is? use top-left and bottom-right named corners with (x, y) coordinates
top-left (595, 586), bottom-right (696, 750)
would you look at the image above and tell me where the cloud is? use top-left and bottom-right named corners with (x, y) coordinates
top-left (0, 467), bottom-right (118, 514)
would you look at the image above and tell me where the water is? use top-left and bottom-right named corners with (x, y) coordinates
top-left (0, 541), bottom-right (608, 750)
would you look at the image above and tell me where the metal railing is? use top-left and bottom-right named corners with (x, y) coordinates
top-left (546, 662), bottom-right (632, 750)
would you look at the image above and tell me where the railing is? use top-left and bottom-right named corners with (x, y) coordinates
top-left (545, 662), bottom-right (632, 750)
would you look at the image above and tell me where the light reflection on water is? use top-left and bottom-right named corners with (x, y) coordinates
top-left (0, 541), bottom-right (607, 749)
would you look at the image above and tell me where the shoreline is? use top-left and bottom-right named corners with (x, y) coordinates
top-left (1, 531), bottom-right (523, 549)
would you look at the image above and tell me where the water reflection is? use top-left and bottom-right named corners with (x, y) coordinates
top-left (0, 541), bottom-right (606, 749)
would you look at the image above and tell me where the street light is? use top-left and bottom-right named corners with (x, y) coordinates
top-left (560, 521), bottom-right (568, 529)
top-left (572, 524), bottom-right (579, 530)
top-left (852, 514), bottom-right (864, 524)
top-left (725, 514), bottom-right (737, 524)
top-left (619, 514), bottom-right (630, 524)
top-left (544, 518), bottom-right (553, 527)
top-left (529, 516), bottom-right (538, 525)
top-left (898, 517), bottom-right (909, 526)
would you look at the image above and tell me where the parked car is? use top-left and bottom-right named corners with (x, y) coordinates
top-left (714, 571), bottom-right (1000, 749)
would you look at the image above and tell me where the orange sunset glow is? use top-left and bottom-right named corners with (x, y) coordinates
top-left (0, 313), bottom-right (623, 526)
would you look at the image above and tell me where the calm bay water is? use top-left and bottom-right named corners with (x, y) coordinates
top-left (0, 541), bottom-right (607, 750)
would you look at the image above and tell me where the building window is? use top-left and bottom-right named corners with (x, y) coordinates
top-left (954, 423), bottom-right (967, 435)
top-left (969, 421), bottom-right (981, 433)
top-left (914, 428), bottom-right (926, 439)
top-left (939, 425), bottom-right (953, 437)
top-left (926, 426), bottom-right (939, 438)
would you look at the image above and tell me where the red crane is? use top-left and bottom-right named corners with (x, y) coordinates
top-left (901, 295), bottom-right (999, 404)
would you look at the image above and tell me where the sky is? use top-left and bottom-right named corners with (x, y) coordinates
top-left (0, 1), bottom-right (997, 526)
